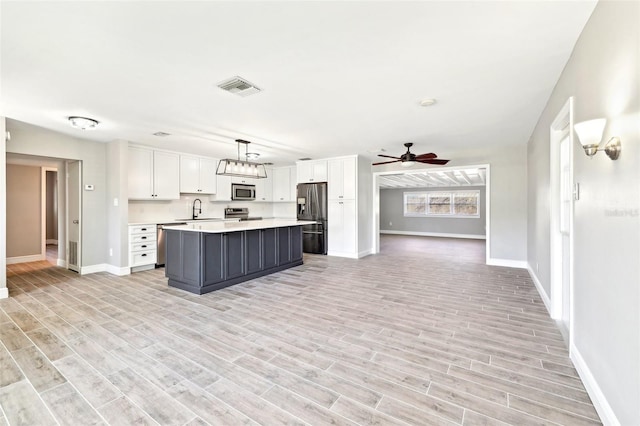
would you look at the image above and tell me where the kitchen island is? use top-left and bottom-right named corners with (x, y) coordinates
top-left (162, 219), bottom-right (315, 294)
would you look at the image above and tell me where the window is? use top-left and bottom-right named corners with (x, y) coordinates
top-left (404, 190), bottom-right (480, 218)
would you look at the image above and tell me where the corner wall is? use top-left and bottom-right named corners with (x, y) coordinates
top-left (0, 117), bottom-right (7, 298)
top-left (527, 1), bottom-right (639, 423)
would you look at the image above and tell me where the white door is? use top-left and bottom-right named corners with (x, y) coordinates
top-left (559, 136), bottom-right (572, 334)
top-left (66, 160), bottom-right (82, 272)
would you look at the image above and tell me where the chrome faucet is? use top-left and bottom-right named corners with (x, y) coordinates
top-left (192, 198), bottom-right (202, 219)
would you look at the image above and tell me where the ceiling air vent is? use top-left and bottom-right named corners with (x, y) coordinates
top-left (217, 76), bottom-right (261, 97)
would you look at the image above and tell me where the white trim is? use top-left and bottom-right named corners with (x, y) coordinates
top-left (486, 258), bottom-right (527, 269)
top-left (80, 263), bottom-right (131, 276)
top-left (106, 264), bottom-right (130, 276)
top-left (571, 344), bottom-right (620, 426)
top-left (7, 254), bottom-right (45, 264)
top-left (130, 264), bottom-right (155, 273)
top-left (526, 262), bottom-right (551, 315)
top-left (56, 259), bottom-right (66, 268)
top-left (0, 287), bottom-right (7, 299)
top-left (46, 239), bottom-right (58, 245)
top-left (380, 230), bottom-right (486, 240)
top-left (327, 251), bottom-right (360, 259)
top-left (357, 249), bottom-right (372, 258)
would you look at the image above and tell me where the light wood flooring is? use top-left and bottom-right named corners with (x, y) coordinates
top-left (1, 236), bottom-right (600, 425)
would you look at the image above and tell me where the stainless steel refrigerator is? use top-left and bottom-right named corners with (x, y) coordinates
top-left (296, 182), bottom-right (327, 255)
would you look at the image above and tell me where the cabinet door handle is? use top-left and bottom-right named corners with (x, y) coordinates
top-left (141, 245), bottom-right (147, 248)
top-left (338, 195), bottom-right (343, 198)
top-left (141, 228), bottom-right (147, 231)
top-left (141, 254), bottom-right (147, 257)
top-left (141, 236), bottom-right (147, 240)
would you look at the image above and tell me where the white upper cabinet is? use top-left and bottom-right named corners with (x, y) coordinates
top-left (215, 175), bottom-right (232, 201)
top-left (328, 156), bottom-right (357, 200)
top-left (254, 169), bottom-right (273, 202)
top-left (128, 146), bottom-right (180, 200)
top-left (180, 155), bottom-right (217, 194)
top-left (297, 160), bottom-right (328, 183)
top-left (272, 166), bottom-right (296, 202)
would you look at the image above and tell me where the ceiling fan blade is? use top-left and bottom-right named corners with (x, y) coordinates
top-left (416, 153), bottom-right (437, 159)
top-left (372, 159), bottom-right (402, 166)
top-left (417, 159), bottom-right (450, 165)
top-left (377, 154), bottom-right (401, 160)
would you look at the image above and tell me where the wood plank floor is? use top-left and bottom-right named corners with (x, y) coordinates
top-left (1, 236), bottom-right (600, 425)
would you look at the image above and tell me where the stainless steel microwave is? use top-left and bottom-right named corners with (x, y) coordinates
top-left (231, 183), bottom-right (256, 201)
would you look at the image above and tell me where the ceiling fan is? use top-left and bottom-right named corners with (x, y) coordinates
top-left (372, 143), bottom-right (450, 167)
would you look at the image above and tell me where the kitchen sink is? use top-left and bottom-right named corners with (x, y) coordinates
top-left (174, 217), bottom-right (222, 221)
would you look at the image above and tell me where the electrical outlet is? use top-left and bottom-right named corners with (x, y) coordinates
top-left (109, 248), bottom-right (113, 257)
top-left (389, 221), bottom-right (392, 226)
top-left (536, 262), bottom-right (539, 272)
top-left (113, 197), bottom-right (119, 207)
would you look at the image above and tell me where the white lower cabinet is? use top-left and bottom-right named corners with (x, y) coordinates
top-left (327, 199), bottom-right (356, 255)
top-left (129, 224), bottom-right (156, 271)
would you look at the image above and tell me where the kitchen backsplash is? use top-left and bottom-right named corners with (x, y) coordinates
top-left (128, 195), bottom-right (295, 223)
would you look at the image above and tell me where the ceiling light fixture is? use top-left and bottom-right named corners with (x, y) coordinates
top-left (420, 98), bottom-right (437, 107)
top-left (574, 118), bottom-right (621, 160)
top-left (68, 116), bottom-right (99, 130)
top-left (216, 139), bottom-right (267, 179)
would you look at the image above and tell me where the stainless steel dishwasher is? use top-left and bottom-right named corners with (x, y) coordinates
top-left (156, 222), bottom-right (187, 267)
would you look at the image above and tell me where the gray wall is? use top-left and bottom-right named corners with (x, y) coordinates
top-left (106, 140), bottom-right (130, 269)
top-left (380, 185), bottom-right (486, 237)
top-left (0, 118), bottom-right (5, 296)
top-left (527, 1), bottom-right (639, 424)
top-left (375, 144), bottom-right (526, 262)
top-left (6, 164), bottom-right (41, 257)
top-left (6, 119), bottom-right (108, 268)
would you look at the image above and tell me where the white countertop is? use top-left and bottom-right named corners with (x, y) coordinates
top-left (161, 219), bottom-right (316, 234)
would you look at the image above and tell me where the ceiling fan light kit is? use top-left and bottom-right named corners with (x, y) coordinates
top-left (216, 139), bottom-right (268, 179)
top-left (372, 142), bottom-right (449, 167)
top-left (419, 98), bottom-right (437, 107)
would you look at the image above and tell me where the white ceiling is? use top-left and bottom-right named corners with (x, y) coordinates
top-left (1, 1), bottom-right (596, 166)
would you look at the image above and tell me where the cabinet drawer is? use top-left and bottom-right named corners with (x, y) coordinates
top-left (130, 251), bottom-right (157, 267)
top-left (129, 224), bottom-right (156, 234)
top-left (130, 233), bottom-right (156, 244)
top-left (131, 242), bottom-right (155, 252)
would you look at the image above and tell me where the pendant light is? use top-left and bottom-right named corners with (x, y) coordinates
top-left (216, 139), bottom-right (268, 179)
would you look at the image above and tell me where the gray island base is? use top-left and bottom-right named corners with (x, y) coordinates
top-left (163, 220), bottom-right (314, 295)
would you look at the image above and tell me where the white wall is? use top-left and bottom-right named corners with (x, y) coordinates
top-left (375, 145), bottom-right (527, 263)
top-left (527, 1), bottom-right (639, 424)
top-left (6, 119), bottom-right (108, 268)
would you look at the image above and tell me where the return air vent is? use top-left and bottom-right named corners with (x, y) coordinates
top-left (217, 76), bottom-right (261, 97)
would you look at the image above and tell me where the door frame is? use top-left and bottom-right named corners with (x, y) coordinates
top-left (371, 163), bottom-right (491, 262)
top-left (65, 160), bottom-right (82, 273)
top-left (549, 97), bottom-right (575, 345)
top-left (41, 167), bottom-right (58, 260)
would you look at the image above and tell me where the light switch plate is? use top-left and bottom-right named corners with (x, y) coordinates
top-left (84, 184), bottom-right (94, 191)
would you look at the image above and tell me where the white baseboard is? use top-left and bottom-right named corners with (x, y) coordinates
top-left (357, 249), bottom-right (372, 259)
top-left (526, 262), bottom-right (551, 315)
top-left (46, 239), bottom-right (58, 245)
top-left (57, 259), bottom-right (67, 268)
top-left (0, 287), bottom-right (8, 299)
top-left (80, 263), bottom-right (131, 276)
top-left (486, 258), bottom-right (528, 269)
top-left (106, 264), bottom-right (130, 276)
top-left (327, 251), bottom-right (359, 259)
top-left (80, 264), bottom-right (107, 275)
top-left (380, 230), bottom-right (486, 240)
top-left (571, 343), bottom-right (620, 426)
top-left (6, 254), bottom-right (46, 265)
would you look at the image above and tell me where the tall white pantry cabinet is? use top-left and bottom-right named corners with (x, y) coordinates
top-left (326, 155), bottom-right (372, 258)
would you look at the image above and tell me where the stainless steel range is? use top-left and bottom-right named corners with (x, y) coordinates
top-left (224, 207), bottom-right (262, 221)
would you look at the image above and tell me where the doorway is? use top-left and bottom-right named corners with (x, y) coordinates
top-left (372, 164), bottom-right (491, 263)
top-left (5, 154), bottom-right (82, 273)
top-left (549, 98), bottom-right (574, 344)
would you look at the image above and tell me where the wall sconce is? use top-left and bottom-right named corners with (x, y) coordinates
top-left (574, 118), bottom-right (621, 160)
